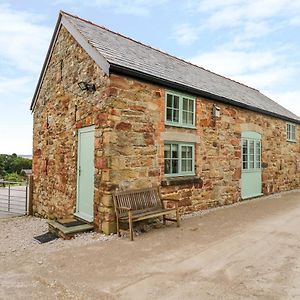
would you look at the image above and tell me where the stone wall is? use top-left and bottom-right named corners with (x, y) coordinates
top-left (32, 26), bottom-right (113, 231)
top-left (32, 25), bottom-right (300, 234)
top-left (108, 74), bottom-right (300, 216)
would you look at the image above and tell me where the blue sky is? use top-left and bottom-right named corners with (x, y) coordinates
top-left (1, 0), bottom-right (300, 154)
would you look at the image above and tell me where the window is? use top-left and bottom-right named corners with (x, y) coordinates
top-left (164, 143), bottom-right (195, 176)
top-left (242, 138), bottom-right (261, 171)
top-left (165, 91), bottom-right (195, 127)
top-left (287, 123), bottom-right (296, 142)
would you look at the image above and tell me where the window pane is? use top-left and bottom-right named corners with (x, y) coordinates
top-left (166, 108), bottom-right (172, 121)
top-left (164, 144), bottom-right (171, 158)
top-left (182, 160), bottom-right (186, 172)
top-left (187, 146), bottom-right (192, 158)
top-left (187, 159), bottom-right (192, 171)
top-left (174, 96), bottom-right (179, 109)
top-left (182, 111), bottom-right (187, 124)
top-left (183, 98), bottom-right (188, 110)
top-left (242, 139), bottom-right (248, 170)
top-left (173, 109), bottom-right (179, 122)
top-left (249, 140), bottom-right (255, 169)
top-left (256, 141), bottom-right (261, 169)
top-left (172, 159), bottom-right (178, 173)
top-left (164, 159), bottom-right (171, 174)
top-left (187, 112), bottom-right (193, 125)
top-left (172, 144), bottom-right (178, 158)
top-left (181, 146), bottom-right (187, 158)
top-left (292, 125), bottom-right (296, 140)
top-left (189, 99), bottom-right (194, 112)
top-left (167, 94), bottom-right (173, 107)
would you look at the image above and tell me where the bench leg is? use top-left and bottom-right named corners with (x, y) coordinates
top-left (116, 216), bottom-right (120, 237)
top-left (128, 211), bottom-right (134, 241)
top-left (175, 203), bottom-right (180, 227)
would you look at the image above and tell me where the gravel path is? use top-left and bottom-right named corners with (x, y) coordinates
top-left (1, 189), bottom-right (299, 256)
top-left (0, 216), bottom-right (116, 257)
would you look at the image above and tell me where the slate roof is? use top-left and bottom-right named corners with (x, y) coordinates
top-left (32, 11), bottom-right (300, 123)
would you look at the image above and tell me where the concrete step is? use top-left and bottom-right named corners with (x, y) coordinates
top-left (48, 219), bottom-right (94, 240)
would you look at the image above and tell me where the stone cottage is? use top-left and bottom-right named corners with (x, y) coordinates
top-left (31, 11), bottom-right (300, 234)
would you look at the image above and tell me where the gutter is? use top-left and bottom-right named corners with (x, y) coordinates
top-left (110, 63), bottom-right (300, 125)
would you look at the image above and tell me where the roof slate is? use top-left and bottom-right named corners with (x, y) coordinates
top-left (49, 12), bottom-right (300, 122)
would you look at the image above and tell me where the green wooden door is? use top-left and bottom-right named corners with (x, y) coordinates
top-left (76, 126), bottom-right (95, 222)
top-left (241, 131), bottom-right (262, 199)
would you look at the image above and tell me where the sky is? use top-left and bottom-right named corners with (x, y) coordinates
top-left (0, 0), bottom-right (300, 155)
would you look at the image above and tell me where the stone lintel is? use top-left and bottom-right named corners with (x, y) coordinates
top-left (160, 132), bottom-right (200, 143)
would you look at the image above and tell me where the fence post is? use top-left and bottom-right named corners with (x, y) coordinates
top-left (8, 182), bottom-right (11, 212)
top-left (25, 179), bottom-right (28, 215)
top-left (28, 175), bottom-right (34, 216)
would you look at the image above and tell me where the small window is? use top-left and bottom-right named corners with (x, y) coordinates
top-left (165, 91), bottom-right (195, 128)
top-left (164, 142), bottom-right (195, 176)
top-left (287, 123), bottom-right (296, 142)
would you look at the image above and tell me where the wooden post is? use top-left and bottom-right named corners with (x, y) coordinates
top-left (28, 175), bottom-right (34, 215)
top-left (128, 210), bottom-right (133, 241)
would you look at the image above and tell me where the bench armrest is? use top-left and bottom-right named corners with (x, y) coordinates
top-left (116, 206), bottom-right (132, 211)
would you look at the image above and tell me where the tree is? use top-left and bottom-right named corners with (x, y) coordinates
top-left (0, 154), bottom-right (32, 177)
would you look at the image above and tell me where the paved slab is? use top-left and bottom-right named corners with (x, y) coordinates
top-left (0, 190), bottom-right (300, 299)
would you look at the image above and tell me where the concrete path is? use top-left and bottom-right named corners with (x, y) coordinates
top-left (0, 190), bottom-right (300, 299)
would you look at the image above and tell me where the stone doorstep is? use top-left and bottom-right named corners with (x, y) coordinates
top-left (48, 220), bottom-right (94, 240)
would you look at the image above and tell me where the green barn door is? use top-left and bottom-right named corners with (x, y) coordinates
top-left (241, 131), bottom-right (262, 199)
top-left (76, 126), bottom-right (95, 222)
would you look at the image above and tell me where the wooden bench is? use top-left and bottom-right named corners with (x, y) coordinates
top-left (113, 187), bottom-right (180, 241)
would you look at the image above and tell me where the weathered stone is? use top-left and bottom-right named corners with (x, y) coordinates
top-left (102, 221), bottom-right (117, 235)
top-left (32, 25), bottom-right (300, 236)
top-left (115, 122), bottom-right (132, 131)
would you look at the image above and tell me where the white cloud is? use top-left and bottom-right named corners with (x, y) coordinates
top-left (189, 49), bottom-right (280, 76)
top-left (54, 0), bottom-right (168, 16)
top-left (267, 90), bottom-right (300, 117)
top-left (192, 0), bottom-right (300, 29)
top-left (290, 16), bottom-right (300, 25)
top-left (232, 67), bottom-right (296, 90)
top-left (181, 0), bottom-right (300, 118)
top-left (179, 0), bottom-right (300, 46)
top-left (0, 4), bottom-right (52, 154)
top-left (0, 4), bottom-right (52, 73)
top-left (173, 23), bottom-right (199, 46)
top-left (0, 76), bottom-right (32, 95)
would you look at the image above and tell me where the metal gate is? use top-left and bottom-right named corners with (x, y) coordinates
top-left (0, 181), bottom-right (28, 215)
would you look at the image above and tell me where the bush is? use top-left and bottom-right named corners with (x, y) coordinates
top-left (4, 172), bottom-right (23, 183)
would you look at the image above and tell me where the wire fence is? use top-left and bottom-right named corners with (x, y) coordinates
top-left (0, 181), bottom-right (28, 215)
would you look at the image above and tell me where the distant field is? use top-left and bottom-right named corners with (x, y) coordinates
top-left (18, 154), bottom-right (32, 159)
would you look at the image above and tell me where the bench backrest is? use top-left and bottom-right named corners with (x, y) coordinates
top-left (113, 187), bottom-right (162, 216)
